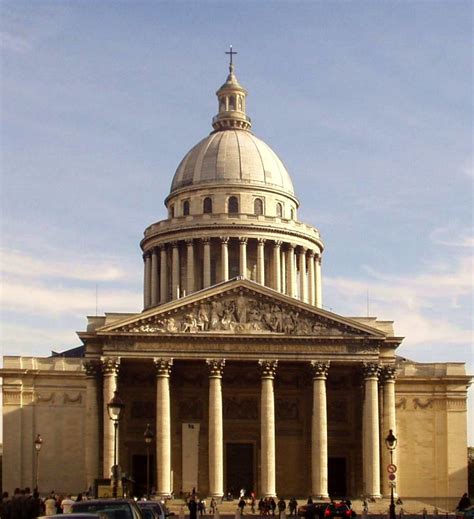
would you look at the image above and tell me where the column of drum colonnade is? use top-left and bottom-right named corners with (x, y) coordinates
top-left (143, 238), bottom-right (323, 308)
top-left (83, 358), bottom-right (397, 498)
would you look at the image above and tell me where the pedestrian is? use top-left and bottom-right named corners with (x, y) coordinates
top-left (188, 497), bottom-right (198, 519)
top-left (277, 498), bottom-right (286, 518)
top-left (250, 496), bottom-right (256, 514)
top-left (61, 495), bottom-right (75, 514)
top-left (211, 498), bottom-right (217, 515)
top-left (30, 491), bottom-right (44, 519)
top-left (44, 493), bottom-right (57, 516)
top-left (238, 497), bottom-right (246, 516)
top-left (288, 498), bottom-right (297, 517)
top-left (76, 494), bottom-right (83, 503)
top-left (270, 498), bottom-right (276, 517)
top-left (307, 498), bottom-right (313, 506)
top-left (457, 494), bottom-right (471, 511)
top-left (10, 489), bottom-right (23, 519)
top-left (1, 492), bottom-right (12, 519)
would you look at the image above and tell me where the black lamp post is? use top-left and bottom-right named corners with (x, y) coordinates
top-left (144, 423), bottom-right (154, 498)
top-left (385, 429), bottom-right (397, 519)
top-left (34, 433), bottom-right (43, 492)
top-left (107, 391), bottom-right (125, 498)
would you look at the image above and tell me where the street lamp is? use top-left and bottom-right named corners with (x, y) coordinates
top-left (385, 429), bottom-right (397, 519)
top-left (107, 391), bottom-right (125, 498)
top-left (144, 423), bottom-right (154, 498)
top-left (34, 434), bottom-right (43, 492)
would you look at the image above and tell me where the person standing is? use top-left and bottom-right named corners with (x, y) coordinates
top-left (188, 497), bottom-right (198, 519)
top-left (61, 496), bottom-right (75, 514)
top-left (277, 499), bottom-right (286, 518)
top-left (44, 494), bottom-right (57, 516)
top-left (238, 497), bottom-right (246, 516)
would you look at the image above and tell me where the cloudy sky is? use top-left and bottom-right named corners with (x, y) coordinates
top-left (1, 1), bottom-right (472, 441)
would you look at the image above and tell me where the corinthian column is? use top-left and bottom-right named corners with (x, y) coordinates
top-left (186, 239), bottom-right (195, 295)
top-left (207, 359), bottom-right (225, 498)
top-left (239, 238), bottom-right (248, 277)
top-left (154, 358), bottom-right (173, 498)
top-left (280, 248), bottom-right (286, 294)
top-left (310, 360), bottom-right (330, 499)
top-left (272, 241), bottom-right (282, 292)
top-left (160, 246), bottom-right (168, 303)
top-left (151, 248), bottom-right (159, 306)
top-left (287, 245), bottom-right (296, 298)
top-left (308, 251), bottom-right (315, 306)
top-left (257, 238), bottom-right (266, 285)
top-left (220, 237), bottom-right (229, 282)
top-left (362, 362), bottom-right (382, 498)
top-left (298, 248), bottom-right (308, 302)
top-left (101, 357), bottom-right (120, 478)
top-left (171, 242), bottom-right (180, 299)
top-left (84, 360), bottom-right (100, 489)
top-left (144, 254), bottom-right (151, 309)
top-left (315, 255), bottom-right (322, 308)
top-left (259, 360), bottom-right (278, 497)
top-left (382, 365), bottom-right (397, 497)
top-left (203, 238), bottom-right (211, 288)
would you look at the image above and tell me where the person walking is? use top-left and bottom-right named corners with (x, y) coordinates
top-left (277, 499), bottom-right (286, 518)
top-left (288, 499), bottom-right (297, 517)
top-left (238, 497), bottom-right (246, 516)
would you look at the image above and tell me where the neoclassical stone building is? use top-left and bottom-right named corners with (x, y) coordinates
top-left (2, 60), bottom-right (471, 504)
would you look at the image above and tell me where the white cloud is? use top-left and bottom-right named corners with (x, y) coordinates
top-left (430, 225), bottom-right (474, 248)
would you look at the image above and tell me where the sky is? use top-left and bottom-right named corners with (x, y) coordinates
top-left (0, 1), bottom-right (473, 442)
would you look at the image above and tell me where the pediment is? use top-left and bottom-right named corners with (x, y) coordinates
top-left (99, 278), bottom-right (385, 338)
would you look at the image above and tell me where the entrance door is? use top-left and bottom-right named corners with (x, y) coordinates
top-left (132, 454), bottom-right (155, 498)
top-left (226, 443), bottom-right (254, 497)
top-left (328, 457), bottom-right (347, 497)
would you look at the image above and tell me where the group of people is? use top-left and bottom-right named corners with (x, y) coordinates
top-left (0, 488), bottom-right (86, 519)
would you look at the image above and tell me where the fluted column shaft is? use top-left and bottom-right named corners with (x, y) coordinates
top-left (155, 358), bottom-right (173, 497)
top-left (287, 245), bottom-right (296, 297)
top-left (259, 360), bottom-right (278, 497)
top-left (298, 248), bottom-right (308, 302)
top-left (172, 243), bottom-right (180, 299)
top-left (203, 238), bottom-right (211, 288)
top-left (382, 366), bottom-right (397, 496)
top-left (311, 361), bottom-right (330, 498)
top-left (84, 361), bottom-right (100, 489)
top-left (160, 246), bottom-right (168, 303)
top-left (144, 254), bottom-right (152, 309)
top-left (221, 238), bottom-right (229, 282)
top-left (257, 239), bottom-right (265, 285)
top-left (315, 255), bottom-right (322, 308)
top-left (101, 358), bottom-right (120, 478)
top-left (239, 238), bottom-right (248, 277)
top-left (363, 363), bottom-right (382, 498)
top-left (151, 249), bottom-right (159, 306)
top-left (272, 241), bottom-right (282, 292)
top-left (207, 360), bottom-right (225, 498)
top-left (308, 252), bottom-right (315, 305)
top-left (186, 240), bottom-right (195, 295)
top-left (280, 248), bottom-right (286, 294)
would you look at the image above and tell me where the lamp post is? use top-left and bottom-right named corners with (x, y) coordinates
top-left (144, 423), bottom-right (154, 498)
top-left (385, 429), bottom-right (397, 519)
top-left (107, 391), bottom-right (125, 498)
top-left (34, 433), bottom-right (43, 492)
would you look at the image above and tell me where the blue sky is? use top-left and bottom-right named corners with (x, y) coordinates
top-left (1, 1), bottom-right (472, 442)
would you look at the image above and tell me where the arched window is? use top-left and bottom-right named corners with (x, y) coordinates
top-left (229, 95), bottom-right (235, 110)
top-left (203, 197), bottom-right (213, 214)
top-left (254, 198), bottom-right (263, 216)
top-left (169, 204), bottom-right (175, 218)
top-left (183, 200), bottom-right (190, 216)
top-left (228, 196), bottom-right (239, 214)
top-left (276, 202), bottom-right (283, 218)
top-left (290, 208), bottom-right (295, 220)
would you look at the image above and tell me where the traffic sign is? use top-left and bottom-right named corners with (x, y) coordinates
top-left (388, 473), bottom-right (396, 481)
top-left (387, 463), bottom-right (397, 474)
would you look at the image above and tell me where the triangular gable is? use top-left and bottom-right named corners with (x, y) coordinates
top-left (98, 278), bottom-right (386, 338)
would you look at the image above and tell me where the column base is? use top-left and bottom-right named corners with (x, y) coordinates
top-left (312, 495), bottom-right (329, 500)
top-left (366, 494), bottom-right (382, 500)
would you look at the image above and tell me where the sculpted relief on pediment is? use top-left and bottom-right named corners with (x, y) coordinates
top-left (117, 291), bottom-right (368, 337)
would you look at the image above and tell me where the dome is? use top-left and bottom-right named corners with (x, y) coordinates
top-left (170, 129), bottom-right (295, 196)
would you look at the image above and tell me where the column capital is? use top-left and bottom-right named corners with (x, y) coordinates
top-left (83, 360), bottom-right (101, 378)
top-left (220, 236), bottom-right (230, 244)
top-left (308, 250), bottom-right (315, 258)
top-left (310, 360), bottom-right (330, 379)
top-left (287, 243), bottom-right (295, 251)
top-left (298, 246), bottom-right (307, 254)
top-left (202, 237), bottom-right (211, 244)
top-left (274, 240), bottom-right (282, 248)
top-left (154, 358), bottom-right (173, 377)
top-left (170, 241), bottom-right (179, 249)
top-left (101, 357), bottom-right (120, 376)
top-left (259, 360), bottom-right (278, 379)
top-left (239, 237), bottom-right (248, 245)
top-left (258, 238), bottom-right (266, 245)
top-left (362, 362), bottom-right (382, 380)
top-left (158, 243), bottom-right (167, 251)
top-left (381, 365), bottom-right (397, 382)
top-left (185, 238), bottom-right (194, 246)
top-left (206, 359), bottom-right (225, 378)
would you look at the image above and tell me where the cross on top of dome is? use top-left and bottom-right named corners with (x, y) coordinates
top-left (225, 45), bottom-right (237, 72)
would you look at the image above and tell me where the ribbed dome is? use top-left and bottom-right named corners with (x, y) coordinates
top-left (170, 130), bottom-right (295, 195)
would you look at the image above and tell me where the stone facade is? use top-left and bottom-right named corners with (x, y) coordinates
top-left (1, 60), bottom-right (471, 502)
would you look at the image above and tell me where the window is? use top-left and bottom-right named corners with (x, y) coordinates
top-left (254, 198), bottom-right (263, 216)
top-left (228, 196), bottom-right (239, 214)
top-left (290, 208), bottom-right (295, 220)
top-left (203, 197), bottom-right (213, 214)
top-left (276, 202), bottom-right (283, 218)
top-left (183, 200), bottom-right (190, 216)
top-left (229, 95), bottom-right (235, 110)
top-left (169, 204), bottom-right (175, 218)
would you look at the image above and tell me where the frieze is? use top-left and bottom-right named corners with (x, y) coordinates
top-left (413, 398), bottom-right (433, 410)
top-left (3, 391), bottom-right (21, 405)
top-left (223, 397), bottom-right (258, 420)
top-left (117, 290), bottom-right (368, 337)
top-left (63, 392), bottom-right (83, 404)
top-left (36, 392), bottom-right (55, 404)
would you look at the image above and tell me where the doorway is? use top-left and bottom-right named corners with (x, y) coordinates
top-left (226, 443), bottom-right (254, 497)
top-left (328, 457), bottom-right (347, 497)
top-left (132, 454), bottom-right (155, 498)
